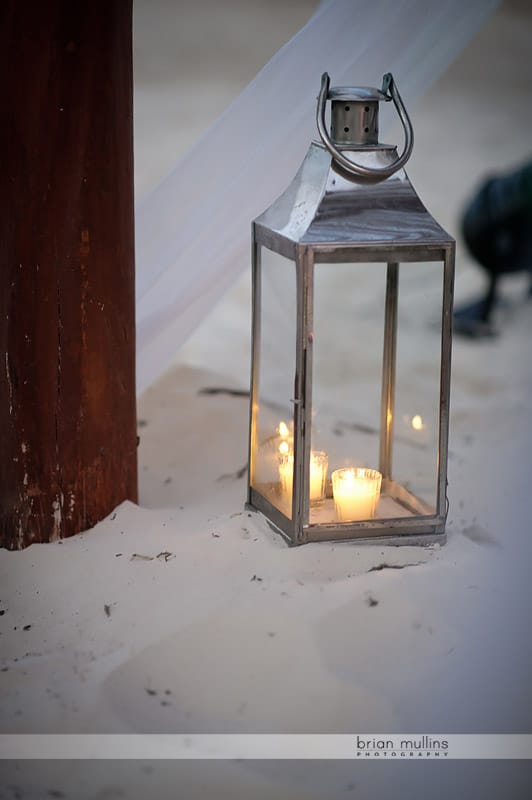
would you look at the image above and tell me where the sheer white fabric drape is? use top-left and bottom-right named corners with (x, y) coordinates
top-left (135, 0), bottom-right (498, 394)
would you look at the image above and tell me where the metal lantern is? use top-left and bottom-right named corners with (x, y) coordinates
top-left (247, 72), bottom-right (454, 546)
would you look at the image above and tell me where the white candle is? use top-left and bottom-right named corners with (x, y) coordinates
top-left (278, 450), bottom-right (328, 504)
top-left (332, 467), bottom-right (382, 522)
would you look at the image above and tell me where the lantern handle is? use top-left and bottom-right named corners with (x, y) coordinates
top-left (316, 72), bottom-right (414, 181)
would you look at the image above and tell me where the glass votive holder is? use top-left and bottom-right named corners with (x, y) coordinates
top-left (332, 467), bottom-right (382, 522)
top-left (278, 451), bottom-right (294, 501)
top-left (309, 450), bottom-right (328, 504)
top-left (278, 450), bottom-right (329, 506)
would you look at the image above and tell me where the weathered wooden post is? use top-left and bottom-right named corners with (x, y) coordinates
top-left (0, 0), bottom-right (138, 548)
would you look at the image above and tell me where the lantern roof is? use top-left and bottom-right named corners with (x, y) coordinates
top-left (254, 142), bottom-right (453, 254)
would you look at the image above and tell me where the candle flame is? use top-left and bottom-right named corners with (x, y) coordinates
top-left (411, 414), bottom-right (424, 431)
top-left (278, 421), bottom-right (289, 438)
top-left (279, 440), bottom-right (289, 454)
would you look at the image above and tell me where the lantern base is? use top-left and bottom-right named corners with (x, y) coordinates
top-left (246, 489), bottom-right (447, 548)
top-left (308, 493), bottom-right (428, 527)
top-left (303, 526), bottom-right (446, 548)
top-left (246, 503), bottom-right (446, 548)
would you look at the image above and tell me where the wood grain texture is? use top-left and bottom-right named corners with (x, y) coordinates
top-left (0, 0), bottom-right (137, 548)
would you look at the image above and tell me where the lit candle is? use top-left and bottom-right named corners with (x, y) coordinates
top-left (332, 467), bottom-right (382, 522)
top-left (278, 450), bottom-right (328, 504)
top-left (278, 421), bottom-right (290, 439)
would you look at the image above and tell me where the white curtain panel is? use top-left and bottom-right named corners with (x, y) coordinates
top-left (135, 0), bottom-right (499, 394)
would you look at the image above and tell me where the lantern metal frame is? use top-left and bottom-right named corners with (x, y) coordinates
top-left (246, 73), bottom-right (454, 547)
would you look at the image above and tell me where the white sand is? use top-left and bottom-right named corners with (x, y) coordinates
top-left (2, 1), bottom-right (532, 798)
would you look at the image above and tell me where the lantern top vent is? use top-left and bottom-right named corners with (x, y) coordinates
top-left (326, 84), bottom-right (388, 148)
top-left (327, 86), bottom-right (386, 102)
top-left (317, 72), bottom-right (413, 180)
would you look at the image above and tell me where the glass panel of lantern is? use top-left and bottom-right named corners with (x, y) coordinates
top-left (249, 246), bottom-right (297, 521)
top-left (309, 259), bottom-right (445, 528)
